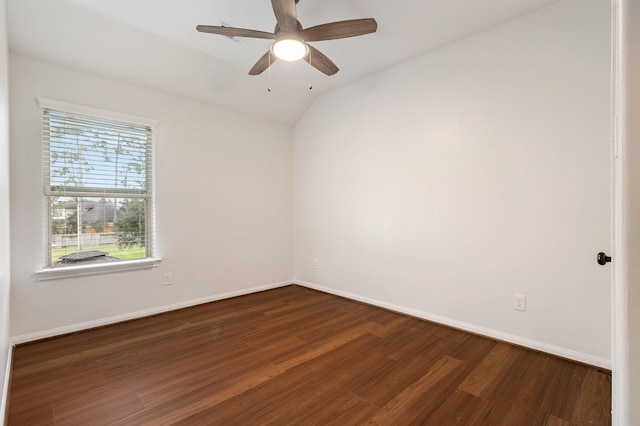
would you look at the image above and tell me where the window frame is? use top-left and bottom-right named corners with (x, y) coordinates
top-left (35, 98), bottom-right (161, 280)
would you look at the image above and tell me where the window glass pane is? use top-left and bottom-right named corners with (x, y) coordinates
top-left (42, 104), bottom-right (154, 271)
top-left (49, 196), bottom-right (147, 267)
top-left (46, 111), bottom-right (149, 194)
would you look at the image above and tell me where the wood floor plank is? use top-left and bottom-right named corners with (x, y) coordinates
top-left (286, 391), bottom-right (370, 425)
top-left (7, 403), bottom-right (54, 425)
top-left (483, 351), bottom-right (567, 424)
top-left (366, 306), bottom-right (406, 325)
top-left (471, 346), bottom-right (533, 403)
top-left (324, 399), bottom-right (379, 426)
top-left (546, 415), bottom-right (571, 426)
top-left (366, 355), bottom-right (462, 424)
top-left (253, 297), bottom-right (346, 333)
top-left (169, 388), bottom-right (276, 426)
top-left (122, 362), bottom-right (284, 425)
top-left (352, 335), bottom-right (452, 407)
top-left (271, 321), bottom-right (380, 371)
top-left (291, 307), bottom-right (380, 343)
top-left (255, 334), bottom-right (389, 402)
top-left (136, 354), bottom-right (280, 410)
top-left (52, 386), bottom-right (145, 425)
top-left (548, 362), bottom-right (591, 420)
top-left (458, 342), bottom-right (519, 397)
top-left (368, 315), bottom-right (413, 338)
top-left (102, 339), bottom-right (252, 389)
top-left (373, 324), bottom-right (441, 360)
top-left (449, 333), bottom-right (498, 365)
top-left (509, 354), bottom-right (567, 422)
top-left (570, 368), bottom-right (612, 425)
top-left (423, 389), bottom-right (495, 424)
top-left (259, 348), bottom-right (392, 425)
top-left (483, 399), bottom-right (544, 425)
top-left (7, 285), bottom-right (611, 425)
top-left (9, 369), bottom-right (106, 410)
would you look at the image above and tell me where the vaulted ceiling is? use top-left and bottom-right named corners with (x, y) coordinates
top-left (7, 0), bottom-right (559, 125)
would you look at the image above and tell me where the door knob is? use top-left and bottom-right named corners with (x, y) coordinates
top-left (597, 252), bottom-right (612, 265)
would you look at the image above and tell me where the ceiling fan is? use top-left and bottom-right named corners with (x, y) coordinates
top-left (196, 0), bottom-right (377, 76)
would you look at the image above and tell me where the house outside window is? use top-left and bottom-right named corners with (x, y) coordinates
top-left (38, 98), bottom-right (159, 278)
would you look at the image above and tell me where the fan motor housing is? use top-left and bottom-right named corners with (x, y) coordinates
top-left (274, 21), bottom-right (304, 35)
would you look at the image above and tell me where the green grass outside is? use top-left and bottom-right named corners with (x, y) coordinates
top-left (51, 244), bottom-right (146, 263)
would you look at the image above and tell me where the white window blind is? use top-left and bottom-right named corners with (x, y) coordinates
top-left (41, 101), bottom-right (156, 270)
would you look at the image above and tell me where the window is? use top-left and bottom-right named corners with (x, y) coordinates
top-left (38, 98), bottom-right (158, 277)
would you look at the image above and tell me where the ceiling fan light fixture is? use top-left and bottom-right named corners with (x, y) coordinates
top-left (197, 0), bottom-right (378, 76)
top-left (272, 39), bottom-right (308, 61)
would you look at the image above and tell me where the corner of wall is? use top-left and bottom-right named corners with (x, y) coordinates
top-left (0, 0), bottom-right (12, 422)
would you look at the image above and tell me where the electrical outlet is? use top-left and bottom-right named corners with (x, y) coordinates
top-left (312, 259), bottom-right (319, 271)
top-left (164, 273), bottom-right (173, 286)
top-left (513, 294), bottom-right (526, 311)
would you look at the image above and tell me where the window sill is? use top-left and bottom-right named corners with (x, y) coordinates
top-left (35, 257), bottom-right (162, 281)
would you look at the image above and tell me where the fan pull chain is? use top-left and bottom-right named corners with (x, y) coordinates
top-left (268, 51), bottom-right (272, 93)
top-left (308, 48), bottom-right (313, 91)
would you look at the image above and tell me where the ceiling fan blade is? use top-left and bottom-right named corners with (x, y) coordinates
top-left (305, 45), bottom-right (339, 76)
top-left (300, 19), bottom-right (378, 42)
top-left (271, 0), bottom-right (297, 32)
top-left (196, 25), bottom-right (276, 40)
top-left (249, 51), bottom-right (276, 75)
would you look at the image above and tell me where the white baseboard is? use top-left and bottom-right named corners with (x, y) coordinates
top-left (296, 280), bottom-right (612, 370)
top-left (8, 278), bottom-right (611, 369)
top-left (1, 344), bottom-right (12, 426)
top-left (11, 280), bottom-right (294, 345)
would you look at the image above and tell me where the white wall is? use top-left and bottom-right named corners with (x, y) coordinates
top-left (9, 54), bottom-right (293, 338)
top-left (0, 0), bottom-right (11, 420)
top-left (294, 0), bottom-right (612, 366)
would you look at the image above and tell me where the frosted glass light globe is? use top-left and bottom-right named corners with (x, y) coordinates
top-left (272, 39), bottom-right (308, 61)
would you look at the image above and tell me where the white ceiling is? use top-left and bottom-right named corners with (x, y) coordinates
top-left (7, 0), bottom-right (559, 125)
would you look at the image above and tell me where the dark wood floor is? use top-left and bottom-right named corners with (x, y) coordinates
top-left (8, 285), bottom-right (611, 425)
